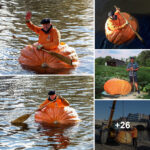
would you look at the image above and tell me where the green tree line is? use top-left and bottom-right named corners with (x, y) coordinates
top-left (95, 50), bottom-right (150, 67)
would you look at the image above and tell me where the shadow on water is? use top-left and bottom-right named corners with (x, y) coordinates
top-left (11, 122), bottom-right (29, 131)
top-left (95, 0), bottom-right (150, 49)
top-left (36, 123), bottom-right (76, 150)
top-left (21, 65), bottom-right (75, 74)
top-left (12, 122), bottom-right (75, 150)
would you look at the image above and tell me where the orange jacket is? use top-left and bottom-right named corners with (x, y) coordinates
top-left (107, 10), bottom-right (127, 31)
top-left (26, 21), bottom-right (60, 50)
top-left (39, 96), bottom-right (70, 108)
top-left (130, 128), bottom-right (138, 138)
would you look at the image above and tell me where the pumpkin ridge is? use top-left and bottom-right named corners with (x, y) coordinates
top-left (105, 12), bottom-right (138, 45)
top-left (104, 78), bottom-right (131, 95)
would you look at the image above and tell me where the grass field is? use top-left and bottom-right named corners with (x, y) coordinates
top-left (95, 64), bottom-right (150, 99)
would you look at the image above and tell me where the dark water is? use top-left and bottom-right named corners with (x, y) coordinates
top-left (95, 0), bottom-right (150, 49)
top-left (0, 0), bottom-right (93, 74)
top-left (0, 76), bottom-right (94, 150)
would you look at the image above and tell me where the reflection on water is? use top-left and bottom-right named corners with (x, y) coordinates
top-left (0, 0), bottom-right (93, 74)
top-left (95, 0), bottom-right (150, 49)
top-left (0, 76), bottom-right (93, 150)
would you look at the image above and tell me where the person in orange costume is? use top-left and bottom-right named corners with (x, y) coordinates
top-left (39, 91), bottom-right (69, 110)
top-left (107, 8), bottom-right (128, 31)
top-left (130, 127), bottom-right (138, 147)
top-left (25, 12), bottom-right (60, 51)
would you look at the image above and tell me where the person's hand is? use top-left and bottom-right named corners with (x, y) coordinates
top-left (130, 67), bottom-right (133, 71)
top-left (36, 44), bottom-right (43, 50)
top-left (26, 11), bottom-right (32, 21)
top-left (125, 20), bottom-right (129, 25)
top-left (37, 108), bottom-right (41, 111)
top-left (61, 97), bottom-right (70, 106)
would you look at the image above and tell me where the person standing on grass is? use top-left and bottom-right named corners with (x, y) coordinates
top-left (127, 57), bottom-right (140, 94)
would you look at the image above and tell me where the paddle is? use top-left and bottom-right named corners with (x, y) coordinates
top-left (114, 5), bottom-right (144, 43)
top-left (12, 35), bottom-right (73, 65)
top-left (11, 100), bottom-right (55, 124)
top-left (131, 67), bottom-right (137, 96)
top-left (132, 68), bottom-right (135, 93)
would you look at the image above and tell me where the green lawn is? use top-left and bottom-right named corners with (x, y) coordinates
top-left (95, 65), bottom-right (150, 99)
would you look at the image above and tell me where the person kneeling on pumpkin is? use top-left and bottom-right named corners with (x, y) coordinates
top-left (107, 8), bottom-right (128, 31)
top-left (38, 91), bottom-right (69, 111)
top-left (25, 11), bottom-right (60, 51)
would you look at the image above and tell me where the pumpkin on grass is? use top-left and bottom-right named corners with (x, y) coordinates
top-left (104, 78), bottom-right (131, 95)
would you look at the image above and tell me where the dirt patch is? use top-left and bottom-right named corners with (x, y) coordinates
top-left (101, 92), bottom-right (147, 100)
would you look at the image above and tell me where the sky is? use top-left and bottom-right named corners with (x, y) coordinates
top-left (95, 49), bottom-right (144, 60)
top-left (95, 100), bottom-right (150, 120)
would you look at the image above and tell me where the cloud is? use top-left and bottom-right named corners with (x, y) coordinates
top-left (95, 49), bottom-right (145, 59)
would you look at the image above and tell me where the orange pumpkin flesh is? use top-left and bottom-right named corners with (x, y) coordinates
top-left (18, 43), bottom-right (78, 73)
top-left (105, 12), bottom-right (138, 45)
top-left (104, 78), bottom-right (132, 95)
top-left (35, 106), bottom-right (80, 126)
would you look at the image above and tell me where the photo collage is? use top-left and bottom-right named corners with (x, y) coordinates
top-left (0, 0), bottom-right (150, 150)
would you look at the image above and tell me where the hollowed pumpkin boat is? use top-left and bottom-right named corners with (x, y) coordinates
top-left (18, 42), bottom-right (78, 74)
top-left (35, 106), bottom-right (80, 126)
top-left (105, 11), bottom-right (138, 45)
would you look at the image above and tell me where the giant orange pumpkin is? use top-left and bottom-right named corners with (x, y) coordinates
top-left (18, 43), bottom-right (78, 73)
top-left (105, 12), bottom-right (138, 45)
top-left (35, 106), bottom-right (80, 126)
top-left (116, 131), bottom-right (132, 144)
top-left (104, 78), bottom-right (131, 95)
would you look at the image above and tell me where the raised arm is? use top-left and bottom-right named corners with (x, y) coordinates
top-left (26, 11), bottom-right (41, 34)
top-left (58, 96), bottom-right (70, 106)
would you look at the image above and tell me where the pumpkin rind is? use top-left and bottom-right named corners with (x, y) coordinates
top-left (104, 78), bottom-right (132, 95)
top-left (116, 131), bottom-right (132, 144)
top-left (35, 106), bottom-right (80, 125)
top-left (18, 43), bottom-right (78, 70)
top-left (105, 12), bottom-right (138, 45)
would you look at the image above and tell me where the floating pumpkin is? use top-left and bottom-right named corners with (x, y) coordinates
top-left (104, 78), bottom-right (131, 95)
top-left (18, 43), bottom-right (78, 73)
top-left (116, 131), bottom-right (132, 144)
top-left (35, 106), bottom-right (80, 126)
top-left (105, 11), bottom-right (138, 45)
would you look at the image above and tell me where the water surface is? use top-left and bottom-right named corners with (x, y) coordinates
top-left (0, 0), bottom-right (94, 74)
top-left (0, 76), bottom-right (94, 150)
